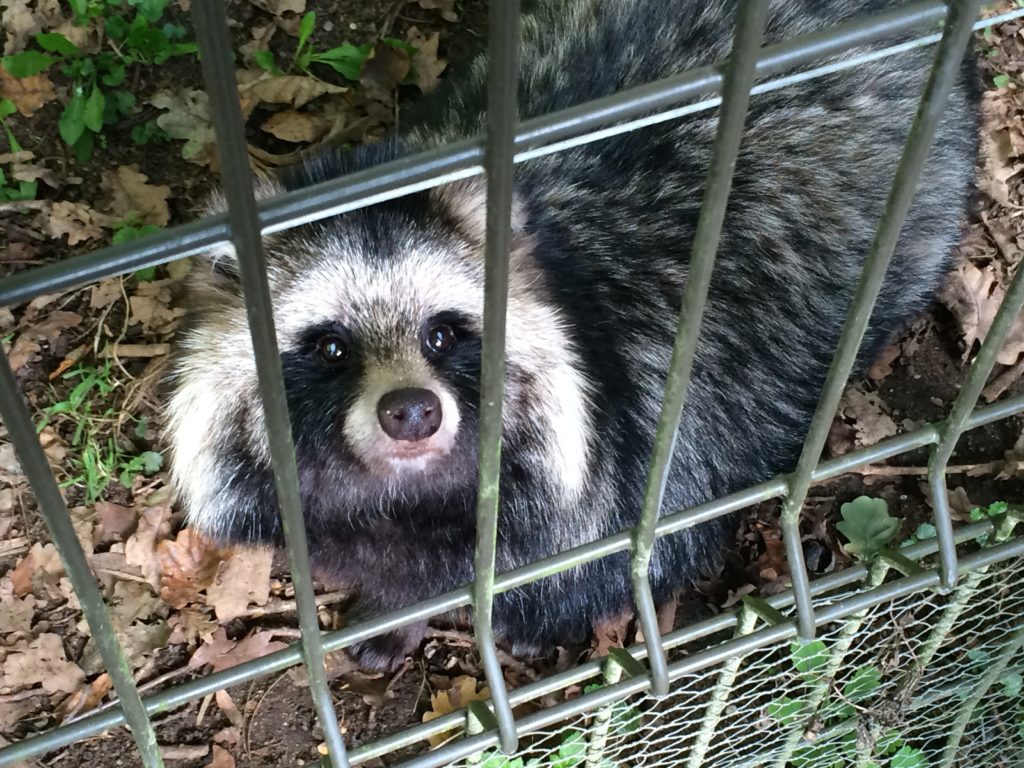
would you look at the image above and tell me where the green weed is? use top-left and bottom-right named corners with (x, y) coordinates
top-left (38, 359), bottom-right (162, 503)
top-left (255, 11), bottom-right (415, 81)
top-left (1, 0), bottom-right (196, 162)
top-left (0, 98), bottom-right (37, 202)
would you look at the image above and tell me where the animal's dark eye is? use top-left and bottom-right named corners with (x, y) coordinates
top-left (317, 335), bottom-right (348, 363)
top-left (423, 324), bottom-right (456, 356)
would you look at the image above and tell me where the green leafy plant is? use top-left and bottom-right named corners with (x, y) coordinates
top-left (255, 10), bottom-right (415, 82)
top-left (837, 496), bottom-right (900, 560)
top-left (0, 98), bottom-right (37, 202)
top-left (38, 360), bottom-right (162, 503)
top-left (1, 0), bottom-right (195, 162)
top-left (767, 651), bottom-right (927, 767)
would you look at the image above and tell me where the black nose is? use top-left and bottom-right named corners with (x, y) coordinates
top-left (377, 388), bottom-right (443, 442)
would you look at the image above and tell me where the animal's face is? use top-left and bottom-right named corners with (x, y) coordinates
top-left (274, 234), bottom-right (486, 491)
top-left (167, 181), bottom-right (594, 540)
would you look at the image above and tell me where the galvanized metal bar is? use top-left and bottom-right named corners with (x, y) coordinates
top-left (2, 393), bottom-right (1020, 766)
top-left (393, 537), bottom-right (1024, 768)
top-left (631, 0), bottom-right (768, 699)
top-left (472, 0), bottom-right (522, 755)
top-left (0, 351), bottom-right (164, 768)
top-left (190, 3), bottom-right (350, 767)
top-left (928, 242), bottom-right (1024, 590)
top-left (5, 1), bottom-right (1002, 311)
top-left (777, 0), bottom-right (982, 640)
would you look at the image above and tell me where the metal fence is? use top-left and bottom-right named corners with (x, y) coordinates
top-left (2, 1), bottom-right (1024, 766)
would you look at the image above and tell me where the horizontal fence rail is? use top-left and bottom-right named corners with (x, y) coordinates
top-left (1, 2), bottom-right (1023, 767)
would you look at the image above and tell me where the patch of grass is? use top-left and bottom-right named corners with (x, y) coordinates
top-left (0, 98), bottom-right (37, 202)
top-left (1, 0), bottom-right (196, 162)
top-left (37, 359), bottom-right (162, 503)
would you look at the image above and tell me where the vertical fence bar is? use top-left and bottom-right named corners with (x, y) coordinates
top-left (928, 255), bottom-right (1024, 591)
top-left (190, 4), bottom-right (350, 767)
top-left (632, 0), bottom-right (768, 698)
top-left (778, 0), bottom-right (981, 639)
top-left (0, 353), bottom-right (164, 768)
top-left (473, 0), bottom-right (523, 755)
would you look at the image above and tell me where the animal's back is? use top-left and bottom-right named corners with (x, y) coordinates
top-left (403, 0), bottom-right (975, 513)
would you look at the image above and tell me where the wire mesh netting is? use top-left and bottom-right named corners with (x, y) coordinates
top-left (443, 548), bottom-right (1024, 768)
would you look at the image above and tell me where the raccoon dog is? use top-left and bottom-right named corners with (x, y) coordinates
top-left (167, 0), bottom-right (979, 669)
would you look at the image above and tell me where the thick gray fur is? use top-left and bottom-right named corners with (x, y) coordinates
top-left (166, 0), bottom-right (978, 669)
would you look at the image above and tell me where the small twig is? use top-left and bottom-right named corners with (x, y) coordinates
top-left (99, 343), bottom-right (171, 359)
top-left (0, 689), bottom-right (47, 704)
top-left (235, 589), bottom-right (351, 619)
top-left (0, 200), bottom-right (48, 213)
top-left (813, 461), bottom-right (1007, 481)
top-left (195, 691), bottom-right (213, 726)
top-left (379, 0), bottom-right (407, 36)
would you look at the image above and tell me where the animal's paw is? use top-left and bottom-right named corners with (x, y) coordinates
top-left (346, 621), bottom-right (427, 672)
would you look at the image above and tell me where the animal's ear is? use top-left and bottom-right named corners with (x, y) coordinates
top-left (431, 177), bottom-right (530, 248)
top-left (193, 175), bottom-right (285, 289)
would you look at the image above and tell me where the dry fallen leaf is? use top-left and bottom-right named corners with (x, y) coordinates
top-left (150, 89), bottom-right (217, 166)
top-left (157, 527), bottom-right (226, 609)
top-left (939, 261), bottom-right (1024, 366)
top-left (129, 278), bottom-right (187, 334)
top-left (124, 505), bottom-right (173, 591)
top-left (1, 633), bottom-right (85, 695)
top-left (260, 110), bottom-right (327, 143)
top-left (406, 27), bottom-right (447, 93)
top-left (95, 500), bottom-right (137, 544)
top-left (207, 745), bottom-right (236, 768)
top-left (189, 628), bottom-right (288, 674)
top-left (836, 388), bottom-right (899, 449)
top-left (101, 165), bottom-right (171, 227)
top-left (590, 610), bottom-right (633, 658)
top-left (215, 689), bottom-right (244, 728)
top-left (48, 201), bottom-right (115, 245)
top-left (56, 673), bottom-right (112, 720)
top-left (0, 0), bottom-right (62, 53)
top-left (0, 594), bottom-right (35, 634)
top-left (237, 70), bottom-right (346, 112)
top-left (421, 675), bottom-right (490, 747)
top-left (168, 605), bottom-right (219, 646)
top-left (0, 64), bottom-right (57, 116)
top-left (360, 42), bottom-right (411, 103)
top-left (7, 309), bottom-right (83, 370)
top-left (205, 548), bottom-right (273, 622)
